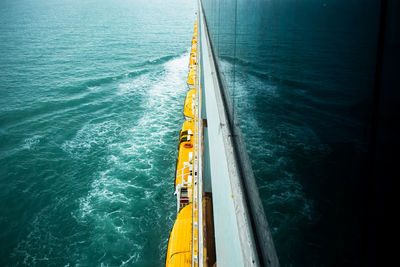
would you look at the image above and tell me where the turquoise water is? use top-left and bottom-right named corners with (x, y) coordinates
top-left (0, 0), bottom-right (196, 265)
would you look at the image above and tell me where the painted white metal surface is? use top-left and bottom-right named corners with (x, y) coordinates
top-left (197, 1), bottom-right (260, 266)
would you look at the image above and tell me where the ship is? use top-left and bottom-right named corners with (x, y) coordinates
top-left (164, 4), bottom-right (279, 266)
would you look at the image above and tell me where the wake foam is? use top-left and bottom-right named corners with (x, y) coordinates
top-left (22, 135), bottom-right (42, 150)
top-left (13, 52), bottom-right (191, 265)
top-left (71, 53), bottom-right (189, 264)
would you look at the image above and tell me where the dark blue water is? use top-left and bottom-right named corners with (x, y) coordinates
top-left (0, 0), bottom-right (196, 265)
top-left (202, 0), bottom-right (380, 265)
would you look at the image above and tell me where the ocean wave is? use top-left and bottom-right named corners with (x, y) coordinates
top-left (68, 52), bottom-right (188, 264)
top-left (81, 54), bottom-right (180, 89)
top-left (145, 54), bottom-right (180, 66)
top-left (7, 51), bottom-right (190, 266)
top-left (22, 135), bottom-right (42, 150)
top-left (61, 120), bottom-right (122, 158)
top-left (83, 68), bottom-right (151, 89)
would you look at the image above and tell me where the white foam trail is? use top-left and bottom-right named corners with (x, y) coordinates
top-left (111, 53), bottom-right (189, 172)
top-left (61, 120), bottom-right (121, 158)
top-left (72, 53), bottom-right (189, 264)
top-left (22, 135), bottom-right (42, 150)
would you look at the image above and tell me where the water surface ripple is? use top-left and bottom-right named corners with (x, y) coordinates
top-left (0, 0), bottom-right (196, 265)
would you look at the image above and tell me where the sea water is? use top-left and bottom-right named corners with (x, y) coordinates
top-left (0, 0), bottom-right (196, 265)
